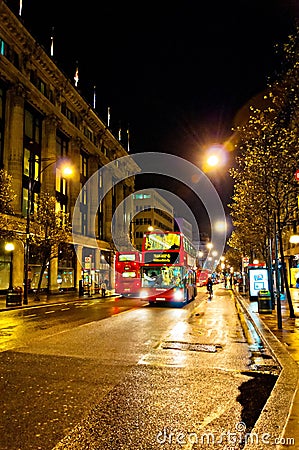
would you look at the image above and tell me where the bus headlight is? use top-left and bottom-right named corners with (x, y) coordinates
top-left (140, 290), bottom-right (148, 298)
top-left (174, 290), bottom-right (183, 301)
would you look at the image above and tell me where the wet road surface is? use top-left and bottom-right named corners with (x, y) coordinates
top-left (0, 287), bottom-right (278, 449)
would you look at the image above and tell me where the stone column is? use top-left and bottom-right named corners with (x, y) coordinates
top-left (69, 137), bottom-right (81, 234)
top-left (49, 246), bottom-right (59, 293)
top-left (12, 240), bottom-right (24, 288)
top-left (75, 244), bottom-right (83, 290)
top-left (5, 84), bottom-right (26, 214)
top-left (87, 155), bottom-right (99, 238)
top-left (41, 114), bottom-right (60, 195)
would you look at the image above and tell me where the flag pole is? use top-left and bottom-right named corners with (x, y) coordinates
top-left (50, 27), bottom-right (54, 57)
top-left (127, 126), bottom-right (130, 152)
top-left (74, 61), bottom-right (79, 87)
top-left (107, 107), bottom-right (111, 127)
top-left (93, 86), bottom-right (96, 109)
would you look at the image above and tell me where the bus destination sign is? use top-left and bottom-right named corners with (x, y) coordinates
top-left (144, 252), bottom-right (179, 264)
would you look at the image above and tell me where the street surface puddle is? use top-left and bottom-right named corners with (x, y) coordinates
top-left (161, 340), bottom-right (222, 353)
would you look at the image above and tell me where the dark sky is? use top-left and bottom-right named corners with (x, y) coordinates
top-left (8, 0), bottom-right (299, 236)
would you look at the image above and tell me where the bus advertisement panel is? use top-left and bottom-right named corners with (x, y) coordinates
top-left (140, 231), bottom-right (197, 305)
top-left (114, 251), bottom-right (142, 296)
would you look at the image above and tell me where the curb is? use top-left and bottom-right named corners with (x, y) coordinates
top-left (0, 293), bottom-right (121, 312)
top-left (235, 292), bottom-right (299, 449)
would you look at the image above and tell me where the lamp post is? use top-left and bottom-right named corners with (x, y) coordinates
top-left (23, 156), bottom-right (72, 305)
top-left (5, 242), bottom-right (14, 290)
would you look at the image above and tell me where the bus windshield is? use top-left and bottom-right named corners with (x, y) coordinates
top-left (118, 253), bottom-right (137, 262)
top-left (141, 266), bottom-right (183, 288)
top-left (144, 233), bottom-right (181, 250)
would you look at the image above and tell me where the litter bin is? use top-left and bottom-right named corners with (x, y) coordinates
top-left (6, 286), bottom-right (23, 306)
top-left (79, 280), bottom-right (84, 296)
top-left (258, 289), bottom-right (272, 314)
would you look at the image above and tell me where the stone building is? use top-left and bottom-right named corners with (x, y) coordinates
top-left (0, 0), bottom-right (139, 295)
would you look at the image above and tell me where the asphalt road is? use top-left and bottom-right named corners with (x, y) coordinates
top-left (0, 287), bottom-right (278, 450)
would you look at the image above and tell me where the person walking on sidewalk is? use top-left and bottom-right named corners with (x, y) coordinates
top-left (101, 281), bottom-right (107, 297)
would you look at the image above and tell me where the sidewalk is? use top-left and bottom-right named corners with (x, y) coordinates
top-left (237, 287), bottom-right (299, 448)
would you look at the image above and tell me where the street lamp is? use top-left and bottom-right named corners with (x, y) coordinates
top-left (23, 156), bottom-right (73, 305)
top-left (198, 250), bottom-right (204, 267)
top-left (201, 144), bottom-right (227, 173)
top-left (206, 242), bottom-right (213, 250)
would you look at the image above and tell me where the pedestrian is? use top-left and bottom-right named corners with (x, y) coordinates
top-left (101, 280), bottom-right (106, 297)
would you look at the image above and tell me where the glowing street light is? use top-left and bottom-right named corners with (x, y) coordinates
top-left (5, 242), bottom-right (15, 252)
top-left (202, 144), bottom-right (227, 172)
top-left (207, 154), bottom-right (219, 167)
top-left (206, 242), bottom-right (213, 250)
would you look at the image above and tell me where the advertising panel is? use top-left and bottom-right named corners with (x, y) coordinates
top-left (290, 267), bottom-right (299, 287)
top-left (248, 267), bottom-right (269, 299)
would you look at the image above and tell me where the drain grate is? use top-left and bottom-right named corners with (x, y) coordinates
top-left (161, 341), bottom-right (221, 353)
top-left (250, 364), bottom-right (281, 375)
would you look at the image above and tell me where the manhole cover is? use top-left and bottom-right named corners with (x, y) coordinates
top-left (161, 341), bottom-right (221, 353)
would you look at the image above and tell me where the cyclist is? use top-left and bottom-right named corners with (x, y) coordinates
top-left (206, 277), bottom-right (213, 299)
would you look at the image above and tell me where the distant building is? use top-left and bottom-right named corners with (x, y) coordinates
top-left (175, 218), bottom-right (193, 242)
top-left (131, 189), bottom-right (174, 250)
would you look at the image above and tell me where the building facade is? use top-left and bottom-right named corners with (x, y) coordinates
top-left (131, 189), bottom-right (174, 251)
top-left (0, 0), bottom-right (139, 294)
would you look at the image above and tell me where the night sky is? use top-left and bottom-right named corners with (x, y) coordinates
top-left (7, 0), bottom-right (299, 235)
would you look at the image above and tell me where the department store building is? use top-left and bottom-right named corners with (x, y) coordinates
top-left (0, 0), bottom-right (139, 294)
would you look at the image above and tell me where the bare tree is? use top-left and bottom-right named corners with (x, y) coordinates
top-left (29, 192), bottom-right (71, 300)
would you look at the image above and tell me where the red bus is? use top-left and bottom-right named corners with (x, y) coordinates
top-left (114, 251), bottom-right (142, 296)
top-left (196, 268), bottom-right (212, 287)
top-left (140, 231), bottom-right (197, 305)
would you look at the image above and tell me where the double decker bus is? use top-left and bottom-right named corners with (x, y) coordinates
top-left (114, 251), bottom-right (142, 296)
top-left (196, 268), bottom-right (212, 287)
top-left (140, 231), bottom-right (197, 305)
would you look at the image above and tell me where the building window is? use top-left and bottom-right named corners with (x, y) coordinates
top-left (80, 152), bottom-right (88, 235)
top-left (0, 86), bottom-right (4, 166)
top-left (98, 168), bottom-right (104, 240)
top-left (56, 133), bottom-right (69, 213)
top-left (22, 108), bottom-right (42, 216)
